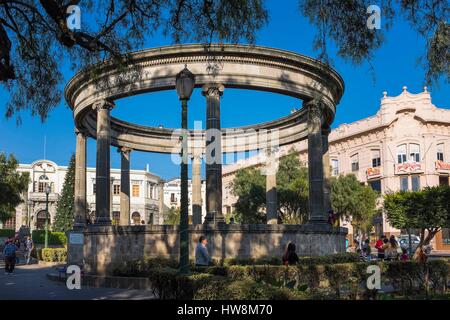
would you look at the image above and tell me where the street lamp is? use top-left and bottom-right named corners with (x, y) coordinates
top-left (44, 184), bottom-right (51, 248)
top-left (176, 65), bottom-right (195, 274)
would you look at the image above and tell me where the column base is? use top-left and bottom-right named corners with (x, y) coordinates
top-left (203, 211), bottom-right (225, 224)
top-left (95, 217), bottom-right (112, 225)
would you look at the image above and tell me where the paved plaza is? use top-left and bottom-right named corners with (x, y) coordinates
top-left (0, 264), bottom-right (154, 300)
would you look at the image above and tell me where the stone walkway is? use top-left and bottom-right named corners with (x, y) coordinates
top-left (0, 264), bottom-right (155, 300)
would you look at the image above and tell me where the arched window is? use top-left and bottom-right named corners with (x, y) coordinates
top-left (397, 144), bottom-right (407, 164)
top-left (409, 143), bottom-right (420, 162)
top-left (132, 212), bottom-right (141, 225)
top-left (38, 175), bottom-right (52, 193)
top-left (36, 210), bottom-right (47, 230)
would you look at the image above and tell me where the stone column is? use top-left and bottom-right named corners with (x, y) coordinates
top-left (306, 100), bottom-right (326, 223)
top-left (322, 126), bottom-right (332, 215)
top-left (74, 128), bottom-right (87, 228)
top-left (264, 148), bottom-right (279, 224)
top-left (157, 181), bottom-right (165, 224)
top-left (119, 147), bottom-right (131, 226)
top-left (93, 99), bottom-right (114, 225)
top-left (192, 154), bottom-right (203, 224)
top-left (202, 84), bottom-right (225, 224)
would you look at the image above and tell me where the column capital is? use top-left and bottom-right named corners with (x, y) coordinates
top-left (74, 127), bottom-right (88, 137)
top-left (92, 99), bottom-right (115, 112)
top-left (117, 146), bottom-right (132, 154)
top-left (202, 83), bottom-right (224, 97)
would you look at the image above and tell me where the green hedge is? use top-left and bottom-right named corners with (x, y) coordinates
top-left (38, 248), bottom-right (67, 263)
top-left (114, 258), bottom-right (450, 300)
top-left (0, 229), bottom-right (15, 238)
top-left (31, 230), bottom-right (67, 245)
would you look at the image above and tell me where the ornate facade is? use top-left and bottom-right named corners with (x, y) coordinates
top-left (223, 87), bottom-right (450, 250)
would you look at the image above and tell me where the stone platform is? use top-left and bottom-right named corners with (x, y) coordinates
top-left (69, 224), bottom-right (347, 275)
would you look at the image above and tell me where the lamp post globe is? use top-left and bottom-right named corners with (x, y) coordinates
top-left (176, 65), bottom-right (195, 274)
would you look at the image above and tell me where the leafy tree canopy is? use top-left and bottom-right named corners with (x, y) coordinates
top-left (165, 206), bottom-right (180, 225)
top-left (0, 1), bottom-right (448, 122)
top-left (331, 173), bottom-right (378, 233)
top-left (231, 153), bottom-right (309, 224)
top-left (384, 185), bottom-right (450, 257)
top-left (0, 152), bottom-right (29, 224)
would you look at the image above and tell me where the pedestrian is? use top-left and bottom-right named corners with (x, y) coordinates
top-left (282, 242), bottom-right (299, 266)
top-left (3, 238), bottom-right (19, 275)
top-left (229, 217), bottom-right (235, 224)
top-left (384, 235), bottom-right (399, 261)
top-left (400, 248), bottom-right (409, 261)
top-left (357, 248), bottom-right (367, 262)
top-left (24, 236), bottom-right (34, 265)
top-left (195, 236), bottom-right (211, 267)
top-left (375, 235), bottom-right (386, 260)
top-left (14, 236), bottom-right (21, 264)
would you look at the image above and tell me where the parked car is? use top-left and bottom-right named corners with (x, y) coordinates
top-left (398, 235), bottom-right (432, 254)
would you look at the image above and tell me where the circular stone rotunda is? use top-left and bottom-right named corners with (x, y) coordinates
top-left (65, 44), bottom-right (347, 275)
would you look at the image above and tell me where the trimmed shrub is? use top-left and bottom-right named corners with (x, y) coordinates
top-left (427, 260), bottom-right (450, 294)
top-left (39, 248), bottom-right (67, 262)
top-left (298, 253), bottom-right (359, 266)
top-left (32, 230), bottom-right (67, 245)
top-left (0, 229), bottom-right (15, 238)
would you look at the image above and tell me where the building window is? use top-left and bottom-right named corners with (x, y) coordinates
top-left (132, 184), bottom-right (140, 197)
top-left (351, 154), bottom-right (359, 172)
top-left (439, 176), bottom-right (449, 186)
top-left (437, 143), bottom-right (444, 161)
top-left (369, 179), bottom-right (381, 193)
top-left (411, 176), bottom-right (420, 191)
top-left (397, 144), bottom-right (407, 164)
top-left (113, 184), bottom-right (120, 195)
top-left (409, 143), bottom-right (420, 162)
top-left (132, 212), bottom-right (141, 225)
top-left (371, 149), bottom-right (381, 167)
top-left (442, 228), bottom-right (450, 245)
top-left (170, 193), bottom-right (176, 203)
top-left (93, 184), bottom-right (96, 195)
top-left (331, 159), bottom-right (339, 176)
top-left (400, 176), bottom-right (409, 191)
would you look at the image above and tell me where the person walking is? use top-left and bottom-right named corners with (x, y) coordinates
top-left (24, 236), bottom-right (34, 265)
top-left (14, 235), bottom-right (21, 264)
top-left (282, 243), bottom-right (299, 265)
top-left (195, 236), bottom-right (211, 267)
top-left (3, 238), bottom-right (19, 275)
top-left (375, 235), bottom-right (386, 260)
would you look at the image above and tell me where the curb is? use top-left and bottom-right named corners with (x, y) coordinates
top-left (46, 273), bottom-right (153, 290)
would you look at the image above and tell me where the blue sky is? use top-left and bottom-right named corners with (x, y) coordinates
top-left (0, 0), bottom-right (449, 180)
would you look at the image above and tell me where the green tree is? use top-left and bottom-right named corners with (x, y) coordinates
top-left (0, 153), bottom-right (29, 225)
top-left (53, 154), bottom-right (75, 232)
top-left (384, 185), bottom-right (450, 259)
top-left (331, 174), bottom-right (378, 238)
top-left (165, 206), bottom-right (181, 225)
top-left (231, 153), bottom-right (309, 224)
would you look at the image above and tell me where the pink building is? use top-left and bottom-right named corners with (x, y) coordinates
top-left (223, 87), bottom-right (450, 251)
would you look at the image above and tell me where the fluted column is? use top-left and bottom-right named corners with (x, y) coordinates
top-left (322, 126), bottom-right (332, 215)
top-left (192, 153), bottom-right (202, 224)
top-left (264, 148), bottom-right (279, 224)
top-left (157, 181), bottom-right (165, 225)
top-left (74, 128), bottom-right (87, 228)
top-left (306, 100), bottom-right (326, 223)
top-left (119, 147), bottom-right (131, 226)
top-left (203, 84), bottom-right (225, 224)
top-left (93, 100), bottom-right (114, 225)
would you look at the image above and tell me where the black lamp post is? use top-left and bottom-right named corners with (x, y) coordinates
top-left (176, 65), bottom-right (195, 274)
top-left (44, 185), bottom-right (51, 248)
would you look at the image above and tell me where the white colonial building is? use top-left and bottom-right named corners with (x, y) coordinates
top-left (222, 87), bottom-right (450, 250)
top-left (7, 160), bottom-right (162, 231)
